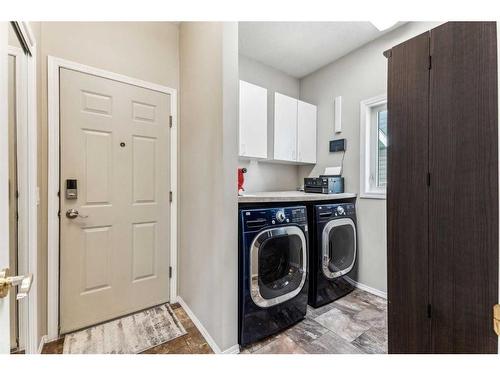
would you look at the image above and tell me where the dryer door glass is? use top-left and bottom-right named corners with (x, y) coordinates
top-left (322, 218), bottom-right (356, 279)
top-left (250, 226), bottom-right (307, 308)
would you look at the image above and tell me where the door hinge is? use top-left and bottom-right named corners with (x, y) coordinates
top-left (169, 191), bottom-right (173, 203)
top-left (427, 304), bottom-right (432, 319)
top-left (169, 115), bottom-right (173, 128)
top-left (169, 266), bottom-right (172, 279)
top-left (57, 210), bottom-right (61, 218)
top-left (15, 190), bottom-right (19, 199)
top-left (428, 55), bottom-right (432, 70)
top-left (427, 172), bottom-right (431, 187)
top-left (57, 190), bottom-right (60, 197)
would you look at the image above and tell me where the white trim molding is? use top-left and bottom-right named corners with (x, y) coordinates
top-left (37, 335), bottom-right (47, 354)
top-left (359, 94), bottom-right (387, 200)
top-left (6, 22), bottom-right (39, 355)
top-left (345, 276), bottom-right (387, 299)
top-left (177, 297), bottom-right (240, 354)
top-left (47, 56), bottom-right (178, 341)
top-left (0, 22), bottom-right (10, 355)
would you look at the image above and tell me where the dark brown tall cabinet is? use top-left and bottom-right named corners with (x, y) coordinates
top-left (386, 22), bottom-right (499, 354)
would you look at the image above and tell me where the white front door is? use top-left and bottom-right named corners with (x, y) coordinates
top-left (59, 68), bottom-right (171, 333)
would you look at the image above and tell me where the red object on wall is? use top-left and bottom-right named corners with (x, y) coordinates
top-left (238, 168), bottom-right (247, 193)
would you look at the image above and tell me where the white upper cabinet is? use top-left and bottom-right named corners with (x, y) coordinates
top-left (274, 93), bottom-right (317, 164)
top-left (297, 100), bottom-right (317, 163)
top-left (239, 80), bottom-right (267, 159)
top-left (274, 92), bottom-right (298, 162)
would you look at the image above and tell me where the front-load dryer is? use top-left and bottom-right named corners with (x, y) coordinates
top-left (308, 202), bottom-right (358, 308)
top-left (238, 206), bottom-right (308, 347)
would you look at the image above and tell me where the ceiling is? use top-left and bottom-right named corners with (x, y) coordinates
top-left (238, 22), bottom-right (404, 78)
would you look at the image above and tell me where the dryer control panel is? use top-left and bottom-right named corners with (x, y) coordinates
top-left (316, 203), bottom-right (355, 221)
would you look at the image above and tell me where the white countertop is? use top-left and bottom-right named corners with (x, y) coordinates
top-left (238, 191), bottom-right (357, 203)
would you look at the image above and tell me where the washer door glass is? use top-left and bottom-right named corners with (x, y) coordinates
top-left (250, 226), bottom-right (307, 308)
top-left (322, 218), bottom-right (356, 279)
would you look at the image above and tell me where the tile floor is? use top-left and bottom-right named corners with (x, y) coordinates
top-left (240, 288), bottom-right (387, 354)
top-left (41, 303), bottom-right (213, 354)
top-left (42, 288), bottom-right (386, 355)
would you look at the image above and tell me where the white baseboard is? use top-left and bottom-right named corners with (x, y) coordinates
top-left (222, 344), bottom-right (240, 354)
top-left (345, 276), bottom-right (387, 299)
top-left (176, 297), bottom-right (240, 354)
top-left (37, 335), bottom-right (47, 354)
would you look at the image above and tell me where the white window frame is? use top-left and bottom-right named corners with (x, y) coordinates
top-left (360, 94), bottom-right (387, 199)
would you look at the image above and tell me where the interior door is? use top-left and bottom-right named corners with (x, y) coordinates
top-left (59, 68), bottom-right (171, 333)
top-left (387, 31), bottom-right (431, 353)
top-left (429, 22), bottom-right (498, 353)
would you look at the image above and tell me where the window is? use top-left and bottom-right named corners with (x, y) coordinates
top-left (360, 94), bottom-right (387, 199)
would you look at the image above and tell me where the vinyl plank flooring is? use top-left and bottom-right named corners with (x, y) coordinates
top-left (241, 288), bottom-right (388, 355)
top-left (41, 305), bottom-right (213, 355)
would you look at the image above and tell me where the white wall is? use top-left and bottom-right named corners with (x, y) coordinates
top-left (238, 55), bottom-right (299, 192)
top-left (298, 22), bottom-right (443, 293)
top-left (179, 22), bottom-right (238, 352)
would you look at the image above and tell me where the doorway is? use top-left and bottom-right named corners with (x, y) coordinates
top-left (47, 57), bottom-right (178, 339)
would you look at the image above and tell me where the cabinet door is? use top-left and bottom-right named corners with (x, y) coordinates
top-left (297, 100), bottom-right (317, 163)
top-left (387, 31), bottom-right (431, 353)
top-left (429, 22), bottom-right (498, 354)
top-left (239, 80), bottom-right (267, 158)
top-left (274, 92), bottom-right (298, 162)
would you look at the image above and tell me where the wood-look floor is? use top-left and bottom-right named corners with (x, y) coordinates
top-left (41, 289), bottom-right (386, 355)
top-left (41, 303), bottom-right (213, 354)
top-left (241, 289), bottom-right (387, 354)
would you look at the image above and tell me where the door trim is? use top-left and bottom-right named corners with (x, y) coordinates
top-left (1, 22), bottom-right (38, 355)
top-left (47, 56), bottom-right (178, 341)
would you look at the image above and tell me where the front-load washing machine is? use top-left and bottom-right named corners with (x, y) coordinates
top-left (238, 206), bottom-right (308, 347)
top-left (308, 202), bottom-right (357, 308)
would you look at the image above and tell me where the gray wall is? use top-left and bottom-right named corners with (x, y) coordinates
top-left (179, 22), bottom-right (238, 352)
top-left (238, 55), bottom-right (299, 192)
top-left (298, 22), bottom-right (442, 293)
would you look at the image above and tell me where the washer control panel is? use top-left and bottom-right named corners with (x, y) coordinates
top-left (275, 210), bottom-right (286, 223)
top-left (242, 206), bottom-right (307, 230)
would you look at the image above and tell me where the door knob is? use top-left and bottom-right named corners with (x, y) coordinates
top-left (66, 208), bottom-right (88, 219)
top-left (494, 304), bottom-right (500, 336)
top-left (0, 268), bottom-right (33, 300)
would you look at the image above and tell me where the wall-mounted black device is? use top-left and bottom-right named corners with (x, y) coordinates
top-left (329, 138), bottom-right (346, 152)
top-left (66, 179), bottom-right (78, 199)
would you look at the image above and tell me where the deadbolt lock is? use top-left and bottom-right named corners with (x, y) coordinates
top-left (494, 304), bottom-right (500, 336)
top-left (0, 268), bottom-right (33, 300)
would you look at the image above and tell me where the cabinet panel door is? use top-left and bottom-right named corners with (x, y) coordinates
top-left (387, 31), bottom-right (431, 353)
top-left (274, 92), bottom-right (298, 162)
top-left (429, 22), bottom-right (498, 354)
top-left (239, 80), bottom-right (268, 158)
top-left (297, 100), bottom-right (317, 163)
